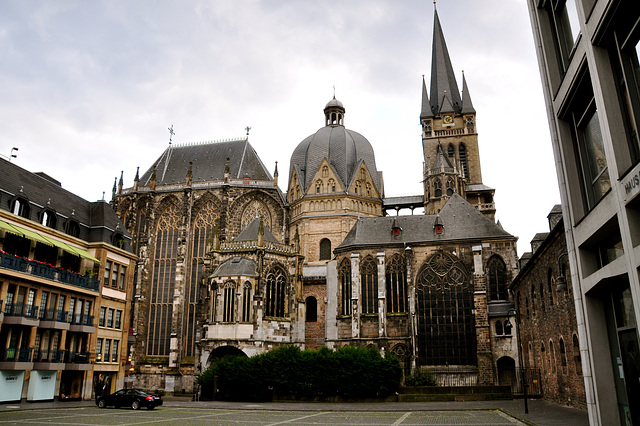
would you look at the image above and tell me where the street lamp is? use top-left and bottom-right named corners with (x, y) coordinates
top-left (556, 252), bottom-right (569, 292)
top-left (506, 307), bottom-right (528, 414)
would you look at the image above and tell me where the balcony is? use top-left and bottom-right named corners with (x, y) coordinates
top-left (33, 349), bottom-right (65, 370)
top-left (0, 348), bottom-right (34, 370)
top-left (0, 251), bottom-right (100, 292)
top-left (3, 303), bottom-right (39, 326)
top-left (69, 314), bottom-right (95, 333)
top-left (39, 308), bottom-right (70, 330)
top-left (65, 351), bottom-right (92, 371)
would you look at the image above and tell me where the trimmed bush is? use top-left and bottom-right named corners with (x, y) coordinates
top-left (198, 345), bottom-right (402, 401)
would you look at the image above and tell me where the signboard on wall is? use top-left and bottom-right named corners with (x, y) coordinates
top-left (0, 370), bottom-right (25, 402)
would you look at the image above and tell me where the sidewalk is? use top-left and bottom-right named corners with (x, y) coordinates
top-left (0, 396), bottom-right (589, 425)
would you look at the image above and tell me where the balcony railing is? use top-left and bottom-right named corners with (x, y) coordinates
top-left (70, 314), bottom-right (94, 327)
top-left (3, 303), bottom-right (39, 318)
top-left (34, 349), bottom-right (65, 363)
top-left (1, 348), bottom-right (33, 362)
top-left (41, 308), bottom-right (68, 322)
top-left (65, 351), bottom-right (91, 364)
top-left (0, 251), bottom-right (99, 291)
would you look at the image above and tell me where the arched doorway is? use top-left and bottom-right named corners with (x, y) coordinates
top-left (497, 356), bottom-right (516, 390)
top-left (206, 345), bottom-right (247, 368)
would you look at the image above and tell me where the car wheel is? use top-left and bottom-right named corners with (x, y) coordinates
top-left (98, 399), bottom-right (107, 408)
top-left (131, 400), bottom-right (141, 410)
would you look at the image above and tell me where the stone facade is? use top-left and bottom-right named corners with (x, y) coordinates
top-left (510, 208), bottom-right (586, 409)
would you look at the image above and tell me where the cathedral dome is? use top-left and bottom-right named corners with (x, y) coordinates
top-left (289, 98), bottom-right (382, 194)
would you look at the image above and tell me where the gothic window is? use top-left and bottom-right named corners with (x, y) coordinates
top-left (550, 339), bottom-right (557, 373)
top-left (447, 143), bottom-right (455, 158)
top-left (355, 180), bottom-right (362, 195)
top-left (385, 254), bottom-right (406, 313)
top-left (306, 296), bottom-right (317, 322)
top-left (531, 286), bottom-right (536, 318)
top-left (446, 178), bottom-right (454, 196)
top-left (316, 180), bottom-right (322, 194)
top-left (328, 179), bottom-right (336, 192)
top-left (415, 251), bottom-right (475, 366)
top-left (148, 202), bottom-right (179, 356)
top-left (184, 199), bottom-right (218, 356)
top-left (222, 281), bottom-right (235, 323)
top-left (241, 200), bottom-right (270, 230)
top-left (548, 268), bottom-right (555, 306)
top-left (242, 282), bottom-right (252, 322)
top-left (265, 266), bottom-right (286, 318)
top-left (573, 334), bottom-right (582, 375)
top-left (339, 258), bottom-right (352, 315)
top-left (392, 344), bottom-right (411, 377)
top-left (505, 319), bottom-right (512, 335)
top-left (361, 169), bottom-right (366, 180)
top-left (495, 320), bottom-right (504, 335)
top-left (540, 282), bottom-right (546, 311)
top-left (487, 256), bottom-right (507, 301)
top-left (322, 166), bottom-right (328, 178)
top-left (459, 143), bottom-right (469, 179)
top-left (319, 238), bottom-right (331, 261)
top-left (560, 337), bottom-right (567, 368)
top-left (366, 183), bottom-right (372, 197)
top-left (434, 179), bottom-right (442, 197)
top-left (360, 256), bottom-right (378, 314)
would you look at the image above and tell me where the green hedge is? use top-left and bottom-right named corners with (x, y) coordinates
top-left (198, 345), bottom-right (402, 401)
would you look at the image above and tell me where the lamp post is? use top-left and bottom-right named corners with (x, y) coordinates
top-left (506, 307), bottom-right (528, 414)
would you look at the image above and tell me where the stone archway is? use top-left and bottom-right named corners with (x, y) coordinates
top-left (496, 356), bottom-right (516, 390)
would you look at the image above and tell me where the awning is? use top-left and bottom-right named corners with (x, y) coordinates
top-left (0, 219), bottom-right (100, 263)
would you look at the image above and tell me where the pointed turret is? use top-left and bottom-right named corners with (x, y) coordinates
top-left (430, 9), bottom-right (462, 116)
top-left (461, 72), bottom-right (476, 114)
top-left (420, 76), bottom-right (433, 120)
top-left (133, 166), bottom-right (140, 192)
top-left (118, 171), bottom-right (124, 195)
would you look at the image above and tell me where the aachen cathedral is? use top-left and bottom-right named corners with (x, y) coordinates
top-left (111, 10), bottom-right (520, 393)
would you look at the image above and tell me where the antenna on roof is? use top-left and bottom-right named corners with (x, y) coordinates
top-left (168, 125), bottom-right (175, 145)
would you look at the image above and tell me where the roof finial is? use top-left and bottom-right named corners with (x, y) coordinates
top-left (245, 126), bottom-right (251, 136)
top-left (433, 0), bottom-right (437, 9)
top-left (333, 85), bottom-right (336, 99)
top-left (168, 125), bottom-right (175, 145)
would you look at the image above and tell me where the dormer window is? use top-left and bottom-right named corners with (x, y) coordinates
top-left (11, 197), bottom-right (30, 218)
top-left (42, 210), bottom-right (57, 228)
top-left (66, 220), bottom-right (80, 238)
top-left (434, 215), bottom-right (444, 235)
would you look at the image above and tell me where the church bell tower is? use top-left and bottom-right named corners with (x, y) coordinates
top-left (421, 9), bottom-right (495, 219)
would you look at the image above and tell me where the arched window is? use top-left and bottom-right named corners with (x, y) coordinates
top-left (316, 180), bottom-right (322, 194)
top-left (148, 202), bottom-right (179, 356)
top-left (459, 143), bottom-right (469, 178)
top-left (550, 340), bottom-right (557, 373)
top-left (487, 256), bottom-right (507, 301)
top-left (495, 320), bottom-right (504, 335)
top-left (547, 268), bottom-right (555, 306)
top-left (447, 143), bottom-right (455, 158)
top-left (446, 178), bottom-right (454, 196)
top-left (306, 296), bottom-right (317, 322)
top-left (434, 179), bottom-right (442, 197)
top-left (573, 334), bottom-right (582, 375)
top-left (242, 282), bottom-right (252, 322)
top-left (540, 282), bottom-right (545, 311)
top-left (560, 337), bottom-right (567, 368)
top-left (265, 266), bottom-right (286, 318)
top-left (339, 258), bottom-right (352, 315)
top-left (366, 183), bottom-right (372, 197)
top-left (322, 166), bottom-right (328, 177)
top-left (222, 281), bottom-right (235, 323)
top-left (328, 179), bottom-right (336, 193)
top-left (531, 286), bottom-right (536, 318)
top-left (386, 254), bottom-right (407, 313)
top-left (11, 197), bottom-right (30, 218)
top-left (415, 251), bottom-right (474, 366)
top-left (241, 200), bottom-right (270, 231)
top-left (319, 238), bottom-right (332, 261)
top-left (360, 256), bottom-right (378, 314)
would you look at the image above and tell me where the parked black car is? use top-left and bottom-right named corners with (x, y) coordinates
top-left (96, 388), bottom-right (163, 410)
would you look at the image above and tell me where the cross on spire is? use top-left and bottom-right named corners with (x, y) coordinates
top-left (168, 125), bottom-right (175, 145)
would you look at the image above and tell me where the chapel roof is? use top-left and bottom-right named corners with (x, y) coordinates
top-left (210, 256), bottom-right (258, 278)
top-left (336, 193), bottom-right (512, 251)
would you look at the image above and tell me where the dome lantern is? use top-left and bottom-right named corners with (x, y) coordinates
top-left (324, 96), bottom-right (345, 126)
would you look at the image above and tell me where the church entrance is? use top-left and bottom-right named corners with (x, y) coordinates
top-left (415, 251), bottom-right (475, 367)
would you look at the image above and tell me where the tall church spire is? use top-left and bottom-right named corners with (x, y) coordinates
top-left (420, 75), bottom-right (433, 120)
top-left (430, 9), bottom-right (462, 116)
top-left (461, 72), bottom-right (476, 114)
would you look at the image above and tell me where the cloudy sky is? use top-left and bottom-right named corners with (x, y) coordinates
top-left (1, 0), bottom-right (560, 256)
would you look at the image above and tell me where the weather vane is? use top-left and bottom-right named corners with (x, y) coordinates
top-left (245, 126), bottom-right (251, 136)
top-left (168, 125), bottom-right (175, 145)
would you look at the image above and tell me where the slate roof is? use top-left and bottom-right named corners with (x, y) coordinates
top-left (427, 9), bottom-right (474, 117)
top-left (0, 157), bottom-right (131, 249)
top-left (289, 100), bottom-right (382, 195)
top-left (139, 139), bottom-right (273, 187)
top-left (235, 217), bottom-right (279, 243)
top-left (211, 256), bottom-right (258, 278)
top-left (336, 193), bottom-right (513, 251)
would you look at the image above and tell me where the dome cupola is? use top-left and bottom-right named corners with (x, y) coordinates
top-left (324, 96), bottom-right (345, 126)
